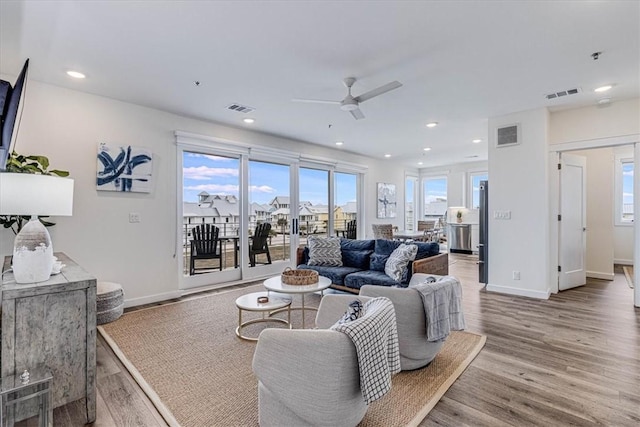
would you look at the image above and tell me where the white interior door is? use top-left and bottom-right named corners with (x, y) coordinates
top-left (559, 153), bottom-right (587, 290)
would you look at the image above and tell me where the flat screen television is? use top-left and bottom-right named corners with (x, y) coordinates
top-left (0, 58), bottom-right (29, 170)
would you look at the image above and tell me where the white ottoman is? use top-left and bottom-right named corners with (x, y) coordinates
top-left (97, 281), bottom-right (124, 325)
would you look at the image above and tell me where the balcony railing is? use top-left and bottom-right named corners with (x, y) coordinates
top-left (182, 217), bottom-right (355, 275)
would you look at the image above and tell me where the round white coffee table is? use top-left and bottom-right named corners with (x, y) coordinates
top-left (235, 291), bottom-right (292, 341)
top-left (263, 275), bottom-right (331, 329)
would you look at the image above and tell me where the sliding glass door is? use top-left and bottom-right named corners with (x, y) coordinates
top-left (335, 172), bottom-right (358, 238)
top-left (181, 150), bottom-right (242, 285)
top-left (299, 167), bottom-right (330, 239)
top-left (177, 133), bottom-right (364, 289)
top-left (244, 159), bottom-right (296, 279)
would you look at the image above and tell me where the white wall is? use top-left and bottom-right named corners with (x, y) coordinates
top-left (549, 101), bottom-right (638, 266)
top-left (487, 108), bottom-right (551, 299)
top-left (549, 98), bottom-right (640, 144)
top-left (0, 79), bottom-right (399, 305)
top-left (574, 148), bottom-right (615, 279)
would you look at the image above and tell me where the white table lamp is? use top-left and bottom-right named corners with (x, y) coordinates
top-left (0, 173), bottom-right (74, 283)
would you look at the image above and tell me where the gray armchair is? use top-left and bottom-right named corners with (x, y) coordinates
top-left (316, 273), bottom-right (446, 371)
top-left (252, 295), bottom-right (401, 426)
top-left (252, 325), bottom-right (367, 427)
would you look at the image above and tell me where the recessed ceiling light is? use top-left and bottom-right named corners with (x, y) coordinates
top-left (597, 97), bottom-right (611, 105)
top-left (384, 154), bottom-right (391, 158)
top-left (426, 122), bottom-right (438, 128)
top-left (418, 161), bottom-right (423, 165)
top-left (423, 147), bottom-right (431, 151)
top-left (243, 118), bottom-right (255, 124)
top-left (66, 70), bottom-right (86, 79)
top-left (335, 141), bottom-right (344, 146)
top-left (472, 139), bottom-right (482, 143)
top-left (594, 85), bottom-right (612, 93)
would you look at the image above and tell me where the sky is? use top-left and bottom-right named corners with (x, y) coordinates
top-left (183, 152), bottom-right (356, 205)
top-left (623, 162), bottom-right (633, 204)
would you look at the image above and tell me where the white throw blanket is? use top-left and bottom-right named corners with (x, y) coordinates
top-left (410, 275), bottom-right (466, 342)
top-left (331, 297), bottom-right (401, 404)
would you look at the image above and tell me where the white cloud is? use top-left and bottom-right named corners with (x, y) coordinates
top-left (185, 184), bottom-right (239, 193)
top-left (250, 185), bottom-right (276, 193)
top-left (623, 192), bottom-right (633, 197)
top-left (183, 166), bottom-right (238, 180)
top-left (623, 170), bottom-right (634, 176)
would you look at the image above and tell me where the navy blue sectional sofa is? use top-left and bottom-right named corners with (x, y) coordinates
top-left (296, 238), bottom-right (449, 294)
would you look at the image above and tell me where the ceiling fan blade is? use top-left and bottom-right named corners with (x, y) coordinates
top-left (355, 81), bottom-right (403, 103)
top-left (350, 108), bottom-right (365, 120)
top-left (291, 98), bottom-right (341, 105)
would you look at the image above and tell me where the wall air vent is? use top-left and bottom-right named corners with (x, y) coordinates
top-left (545, 87), bottom-right (581, 100)
top-left (226, 103), bottom-right (255, 113)
top-left (496, 123), bottom-right (520, 148)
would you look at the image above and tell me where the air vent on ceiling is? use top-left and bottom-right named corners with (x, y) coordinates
top-left (496, 123), bottom-right (520, 147)
top-left (226, 103), bottom-right (255, 113)
top-left (545, 87), bottom-right (581, 100)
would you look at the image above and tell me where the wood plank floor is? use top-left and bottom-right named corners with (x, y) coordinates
top-left (54, 255), bottom-right (639, 426)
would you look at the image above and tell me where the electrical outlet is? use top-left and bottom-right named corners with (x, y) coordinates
top-left (504, 210), bottom-right (511, 220)
top-left (129, 212), bottom-right (141, 223)
top-left (512, 271), bottom-right (520, 280)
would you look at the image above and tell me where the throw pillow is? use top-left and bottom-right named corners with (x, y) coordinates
top-left (335, 300), bottom-right (364, 325)
top-left (307, 236), bottom-right (343, 266)
top-left (385, 244), bottom-right (418, 282)
top-left (342, 249), bottom-right (373, 269)
top-left (370, 253), bottom-right (389, 271)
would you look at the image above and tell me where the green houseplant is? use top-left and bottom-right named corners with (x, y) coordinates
top-left (456, 210), bottom-right (463, 223)
top-left (0, 151), bottom-right (69, 234)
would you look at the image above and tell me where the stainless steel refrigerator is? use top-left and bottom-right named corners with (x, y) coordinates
top-left (478, 180), bottom-right (488, 284)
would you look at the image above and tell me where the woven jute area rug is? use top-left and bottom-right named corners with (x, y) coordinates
top-left (99, 284), bottom-right (486, 427)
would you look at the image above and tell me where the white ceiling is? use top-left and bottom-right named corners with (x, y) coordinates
top-left (1, 1), bottom-right (638, 168)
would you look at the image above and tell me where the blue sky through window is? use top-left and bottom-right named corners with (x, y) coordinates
top-left (183, 152), bottom-right (356, 205)
top-left (622, 162), bottom-right (633, 204)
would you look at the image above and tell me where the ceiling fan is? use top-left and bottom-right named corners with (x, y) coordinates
top-left (292, 77), bottom-right (402, 120)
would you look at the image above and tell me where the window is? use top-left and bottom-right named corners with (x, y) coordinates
top-left (334, 172), bottom-right (358, 236)
top-left (616, 157), bottom-right (634, 225)
top-left (469, 172), bottom-right (488, 209)
top-left (423, 176), bottom-right (447, 220)
top-left (405, 176), bottom-right (417, 230)
top-left (182, 151), bottom-right (240, 275)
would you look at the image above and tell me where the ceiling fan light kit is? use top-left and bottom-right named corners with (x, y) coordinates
top-left (293, 77), bottom-right (402, 120)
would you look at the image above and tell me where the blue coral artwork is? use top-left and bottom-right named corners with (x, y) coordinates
top-left (96, 143), bottom-right (152, 193)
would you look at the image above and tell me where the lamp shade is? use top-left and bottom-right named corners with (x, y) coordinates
top-left (0, 173), bottom-right (74, 216)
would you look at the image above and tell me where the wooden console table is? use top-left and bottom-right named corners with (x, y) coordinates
top-left (1, 253), bottom-right (96, 423)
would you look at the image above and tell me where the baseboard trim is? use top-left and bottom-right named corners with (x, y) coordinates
top-left (614, 259), bottom-right (633, 266)
top-left (586, 271), bottom-right (615, 281)
top-left (485, 283), bottom-right (551, 300)
top-left (124, 290), bottom-right (183, 308)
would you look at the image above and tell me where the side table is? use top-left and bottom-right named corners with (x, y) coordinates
top-left (263, 275), bottom-right (332, 329)
top-left (235, 292), bottom-right (292, 341)
top-left (1, 253), bottom-right (96, 424)
top-left (1, 368), bottom-right (53, 427)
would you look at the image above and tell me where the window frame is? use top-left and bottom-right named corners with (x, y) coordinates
top-left (468, 170), bottom-right (489, 210)
top-left (422, 175), bottom-right (448, 219)
top-left (615, 155), bottom-right (634, 226)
